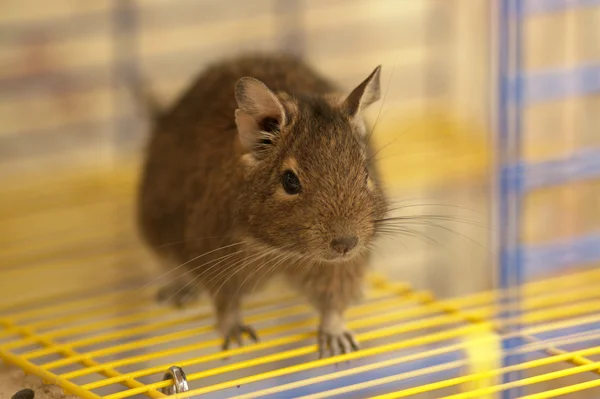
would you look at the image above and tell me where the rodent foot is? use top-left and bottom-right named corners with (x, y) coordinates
top-left (222, 324), bottom-right (259, 350)
top-left (318, 329), bottom-right (360, 358)
top-left (156, 283), bottom-right (199, 308)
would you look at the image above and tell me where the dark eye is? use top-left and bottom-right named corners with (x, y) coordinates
top-left (282, 170), bottom-right (301, 195)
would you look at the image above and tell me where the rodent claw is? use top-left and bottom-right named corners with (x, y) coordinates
top-left (318, 330), bottom-right (360, 358)
top-left (318, 334), bottom-right (328, 359)
top-left (339, 337), bottom-right (351, 354)
top-left (327, 335), bottom-right (335, 356)
top-left (222, 324), bottom-right (259, 351)
top-left (240, 325), bottom-right (259, 342)
top-left (345, 331), bottom-right (360, 351)
top-left (233, 329), bottom-right (243, 346)
top-left (222, 336), bottom-right (231, 351)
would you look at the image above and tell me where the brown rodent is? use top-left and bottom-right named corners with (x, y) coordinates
top-left (137, 53), bottom-right (388, 357)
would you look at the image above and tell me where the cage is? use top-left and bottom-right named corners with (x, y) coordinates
top-left (0, 1), bottom-right (599, 398)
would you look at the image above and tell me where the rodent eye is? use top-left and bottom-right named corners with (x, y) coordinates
top-left (282, 170), bottom-right (301, 195)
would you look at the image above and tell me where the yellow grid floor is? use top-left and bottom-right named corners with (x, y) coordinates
top-left (1, 164), bottom-right (599, 399)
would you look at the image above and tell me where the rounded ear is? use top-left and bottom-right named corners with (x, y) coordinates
top-left (343, 66), bottom-right (382, 117)
top-left (234, 77), bottom-right (286, 153)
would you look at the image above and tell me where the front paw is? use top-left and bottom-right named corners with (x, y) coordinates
top-left (318, 328), bottom-right (360, 358)
top-left (222, 324), bottom-right (259, 350)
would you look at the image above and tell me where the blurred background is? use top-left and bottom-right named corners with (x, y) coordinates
top-left (1, 0), bottom-right (495, 298)
top-left (0, 1), bottom-right (599, 398)
top-left (1, 0), bottom-right (597, 297)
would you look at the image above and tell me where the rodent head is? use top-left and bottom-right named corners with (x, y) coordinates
top-left (234, 66), bottom-right (387, 263)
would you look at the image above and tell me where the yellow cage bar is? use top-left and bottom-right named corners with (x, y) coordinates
top-left (1, 165), bottom-right (599, 398)
top-left (1, 1), bottom-right (599, 398)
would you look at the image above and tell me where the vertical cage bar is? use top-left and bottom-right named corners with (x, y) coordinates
top-left (498, 0), bottom-right (525, 398)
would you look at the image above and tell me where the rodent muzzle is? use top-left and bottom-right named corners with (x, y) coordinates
top-left (330, 235), bottom-right (358, 255)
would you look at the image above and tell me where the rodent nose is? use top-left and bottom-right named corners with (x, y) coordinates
top-left (330, 236), bottom-right (358, 255)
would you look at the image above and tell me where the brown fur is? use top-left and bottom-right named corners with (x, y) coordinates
top-left (138, 53), bottom-right (388, 355)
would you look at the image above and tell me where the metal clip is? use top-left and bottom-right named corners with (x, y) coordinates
top-left (161, 366), bottom-right (190, 396)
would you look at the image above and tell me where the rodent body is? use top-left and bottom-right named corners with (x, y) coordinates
top-left (138, 53), bottom-right (387, 355)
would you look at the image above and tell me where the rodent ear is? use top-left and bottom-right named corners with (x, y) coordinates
top-left (235, 77), bottom-right (286, 152)
top-left (342, 65), bottom-right (381, 117)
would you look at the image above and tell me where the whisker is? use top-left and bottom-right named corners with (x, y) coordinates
top-left (257, 251), bottom-right (299, 290)
top-left (232, 250), bottom-right (292, 302)
top-left (206, 244), bottom-right (289, 295)
top-left (367, 123), bottom-right (418, 163)
top-left (375, 226), bottom-right (451, 252)
top-left (154, 234), bottom-right (237, 249)
top-left (130, 241), bottom-right (247, 296)
top-left (174, 249), bottom-right (247, 304)
top-left (182, 248), bottom-right (246, 279)
top-left (204, 250), bottom-right (268, 291)
top-left (212, 246), bottom-right (287, 301)
top-left (164, 249), bottom-right (246, 304)
top-left (376, 215), bottom-right (489, 229)
top-left (384, 200), bottom-right (485, 216)
top-left (376, 219), bottom-right (489, 253)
